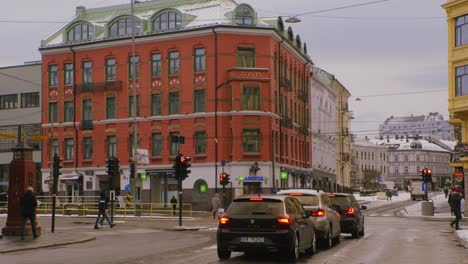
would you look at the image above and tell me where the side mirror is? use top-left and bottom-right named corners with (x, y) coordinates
top-left (360, 205), bottom-right (367, 210)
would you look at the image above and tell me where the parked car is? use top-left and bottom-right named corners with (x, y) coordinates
top-left (327, 193), bottom-right (366, 239)
top-left (277, 189), bottom-right (341, 248)
top-left (216, 195), bottom-right (316, 261)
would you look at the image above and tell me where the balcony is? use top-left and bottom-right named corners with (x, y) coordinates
top-left (80, 120), bottom-right (93, 130)
top-left (281, 78), bottom-right (292, 91)
top-left (300, 126), bottom-right (309, 135)
top-left (280, 117), bottom-right (293, 128)
top-left (76, 81), bottom-right (122, 93)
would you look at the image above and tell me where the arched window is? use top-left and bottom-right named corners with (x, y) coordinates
top-left (154, 11), bottom-right (182, 31)
top-left (67, 23), bottom-right (94, 42)
top-left (109, 17), bottom-right (141, 37)
top-left (235, 6), bottom-right (253, 25)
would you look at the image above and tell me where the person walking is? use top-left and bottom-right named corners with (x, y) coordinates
top-left (444, 186), bottom-right (449, 199)
top-left (450, 187), bottom-right (463, 230)
top-left (170, 195), bottom-right (177, 216)
top-left (448, 188), bottom-right (454, 216)
top-left (20, 186), bottom-right (38, 240)
top-left (211, 193), bottom-right (222, 219)
top-left (386, 189), bottom-right (392, 201)
top-left (95, 192), bottom-right (115, 229)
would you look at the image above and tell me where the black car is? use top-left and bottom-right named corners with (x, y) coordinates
top-left (216, 195), bottom-right (316, 261)
top-left (327, 193), bottom-right (366, 239)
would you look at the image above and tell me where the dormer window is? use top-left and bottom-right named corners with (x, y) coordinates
top-left (109, 17), bottom-right (141, 37)
top-left (67, 23), bottom-right (94, 42)
top-left (154, 11), bottom-right (182, 32)
top-left (235, 6), bottom-right (253, 26)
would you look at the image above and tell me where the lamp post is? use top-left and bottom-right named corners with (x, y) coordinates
top-left (130, 0), bottom-right (138, 195)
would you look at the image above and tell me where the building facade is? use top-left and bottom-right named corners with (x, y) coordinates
top-left (39, 0), bottom-right (312, 209)
top-left (0, 62), bottom-right (42, 194)
top-left (351, 137), bottom-right (388, 190)
top-left (379, 112), bottom-right (454, 141)
top-left (335, 80), bottom-right (352, 190)
top-left (310, 67), bottom-right (337, 191)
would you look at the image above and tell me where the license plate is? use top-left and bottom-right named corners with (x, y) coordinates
top-left (240, 237), bottom-right (264, 243)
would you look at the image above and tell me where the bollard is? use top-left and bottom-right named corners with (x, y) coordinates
top-left (421, 200), bottom-right (434, 216)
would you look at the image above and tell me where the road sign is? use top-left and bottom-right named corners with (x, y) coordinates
top-left (125, 184), bottom-right (131, 193)
top-left (30, 135), bottom-right (48, 141)
top-left (0, 133), bottom-right (17, 139)
top-left (422, 182), bottom-right (428, 192)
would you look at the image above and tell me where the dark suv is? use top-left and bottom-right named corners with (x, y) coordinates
top-left (216, 195), bottom-right (316, 261)
top-left (327, 193), bottom-right (366, 238)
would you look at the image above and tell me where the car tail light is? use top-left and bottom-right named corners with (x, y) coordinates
top-left (345, 208), bottom-right (356, 215)
top-left (249, 197), bottom-right (263, 201)
top-left (311, 209), bottom-right (326, 217)
top-left (327, 194), bottom-right (336, 197)
top-left (289, 193), bottom-right (303, 196)
top-left (277, 217), bottom-right (291, 225)
top-left (219, 216), bottom-right (230, 225)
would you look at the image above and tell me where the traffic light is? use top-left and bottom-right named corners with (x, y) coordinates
top-left (106, 156), bottom-right (115, 176)
top-left (422, 168), bottom-right (432, 183)
top-left (220, 172), bottom-right (230, 186)
top-left (130, 162), bottom-right (136, 179)
top-left (114, 158), bottom-right (120, 176)
top-left (173, 154), bottom-right (182, 180)
top-left (174, 154), bottom-right (191, 181)
top-left (52, 154), bottom-right (63, 193)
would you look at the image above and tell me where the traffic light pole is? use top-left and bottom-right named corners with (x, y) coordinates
top-left (178, 178), bottom-right (182, 226)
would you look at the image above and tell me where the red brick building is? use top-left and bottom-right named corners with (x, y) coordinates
top-left (40, 0), bottom-right (311, 209)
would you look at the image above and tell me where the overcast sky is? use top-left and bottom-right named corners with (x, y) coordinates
top-left (0, 0), bottom-right (448, 138)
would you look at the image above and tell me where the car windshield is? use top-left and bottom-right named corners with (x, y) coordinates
top-left (227, 199), bottom-right (284, 216)
top-left (328, 196), bottom-right (351, 209)
top-left (289, 195), bottom-right (319, 206)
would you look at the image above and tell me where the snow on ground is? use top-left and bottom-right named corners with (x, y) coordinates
top-left (353, 191), bottom-right (410, 209)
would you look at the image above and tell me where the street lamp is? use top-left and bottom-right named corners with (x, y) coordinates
top-left (285, 16), bottom-right (301, 23)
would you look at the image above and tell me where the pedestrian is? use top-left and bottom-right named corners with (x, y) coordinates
top-left (95, 192), bottom-right (115, 229)
top-left (20, 186), bottom-right (38, 240)
top-left (450, 187), bottom-right (463, 230)
top-left (448, 188), bottom-right (454, 216)
top-left (211, 193), bottom-right (222, 219)
top-left (386, 189), bottom-right (392, 201)
top-left (170, 195), bottom-right (177, 216)
top-left (444, 186), bottom-right (449, 199)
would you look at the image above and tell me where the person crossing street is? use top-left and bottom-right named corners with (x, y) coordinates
top-left (95, 192), bottom-right (115, 229)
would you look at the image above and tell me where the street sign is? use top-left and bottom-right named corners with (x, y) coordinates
top-left (30, 135), bottom-right (48, 141)
top-left (243, 176), bottom-right (264, 182)
top-left (422, 182), bottom-right (428, 192)
top-left (125, 184), bottom-right (131, 193)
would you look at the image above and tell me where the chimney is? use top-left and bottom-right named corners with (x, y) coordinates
top-left (76, 6), bottom-right (86, 16)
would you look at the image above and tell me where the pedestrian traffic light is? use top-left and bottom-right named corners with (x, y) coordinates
top-left (52, 154), bottom-right (63, 193)
top-left (422, 168), bottom-right (432, 183)
top-left (106, 156), bottom-right (115, 176)
top-left (180, 155), bottom-right (191, 180)
top-left (220, 172), bottom-right (230, 186)
top-left (114, 158), bottom-right (120, 176)
top-left (130, 162), bottom-right (136, 179)
top-left (173, 154), bottom-right (182, 180)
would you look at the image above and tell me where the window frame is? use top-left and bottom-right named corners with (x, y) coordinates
top-left (194, 48), bottom-right (205, 72)
top-left (194, 89), bottom-right (206, 112)
top-left (151, 93), bottom-right (162, 116)
top-left (128, 95), bottom-right (140, 117)
top-left (67, 23), bottom-right (94, 42)
top-left (82, 99), bottom-right (93, 121)
top-left (49, 65), bottom-right (58, 87)
top-left (235, 6), bottom-right (254, 26)
top-left (153, 11), bottom-right (182, 32)
top-left (106, 96), bottom-right (116, 119)
top-left (152, 133), bottom-right (163, 156)
top-left (194, 130), bottom-right (207, 154)
top-left (456, 15), bottom-right (468, 47)
top-left (129, 55), bottom-right (140, 80)
top-left (64, 63), bottom-right (74, 85)
top-left (242, 128), bottom-right (260, 153)
top-left (109, 17), bottom-right (141, 37)
top-left (65, 138), bottom-right (74, 161)
top-left (83, 137), bottom-right (93, 160)
top-left (242, 85), bottom-right (260, 110)
top-left (168, 91), bottom-right (179, 115)
top-left (169, 51), bottom-right (180, 75)
top-left (49, 102), bottom-right (58, 123)
top-left (151, 53), bottom-right (162, 77)
top-left (20, 92), bottom-right (39, 108)
top-left (106, 58), bottom-right (116, 81)
top-left (237, 47), bottom-right (255, 68)
top-left (63, 101), bottom-right (74, 122)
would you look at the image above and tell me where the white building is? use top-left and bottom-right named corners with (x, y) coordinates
top-left (351, 137), bottom-right (388, 189)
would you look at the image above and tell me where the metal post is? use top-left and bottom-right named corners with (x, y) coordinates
top-left (130, 0), bottom-right (138, 201)
top-left (178, 179), bottom-right (182, 226)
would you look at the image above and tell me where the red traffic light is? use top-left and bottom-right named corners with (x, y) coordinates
top-left (427, 169), bottom-right (432, 174)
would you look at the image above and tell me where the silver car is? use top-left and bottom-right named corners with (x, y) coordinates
top-left (277, 189), bottom-right (341, 248)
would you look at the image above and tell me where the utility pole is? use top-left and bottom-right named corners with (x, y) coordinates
top-left (130, 0), bottom-right (138, 202)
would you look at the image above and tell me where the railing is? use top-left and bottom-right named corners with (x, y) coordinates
top-left (76, 80), bottom-right (122, 93)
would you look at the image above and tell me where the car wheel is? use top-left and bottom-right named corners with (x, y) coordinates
top-left (307, 233), bottom-right (317, 255)
top-left (217, 245), bottom-right (231, 260)
top-left (323, 227), bottom-right (333, 249)
top-left (286, 233), bottom-right (300, 261)
top-left (359, 225), bottom-right (365, 237)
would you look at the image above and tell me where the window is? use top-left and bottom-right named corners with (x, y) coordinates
top-left (404, 155), bottom-right (408, 162)
top-left (129, 56), bottom-right (140, 79)
top-left (151, 93), bottom-right (162, 116)
top-left (20, 92), bottom-right (39, 108)
top-left (152, 133), bottom-right (162, 156)
top-left (237, 47), bottom-right (255, 67)
top-left (405, 166), bottom-right (408, 173)
top-left (194, 89), bottom-right (205, 112)
top-left (83, 61), bottom-right (92, 84)
top-left (49, 102), bottom-right (58, 123)
top-left (394, 155), bottom-right (398, 162)
top-left (195, 130), bottom-right (206, 154)
top-left (456, 15), bottom-right (468, 47)
top-left (169, 51), bottom-right (179, 75)
top-left (235, 6), bottom-right (253, 25)
top-left (242, 129), bottom-right (260, 152)
top-left (65, 138), bottom-right (74, 161)
top-left (83, 137), bottom-right (93, 160)
top-left (64, 63), bottom-right (74, 85)
top-left (49, 65), bottom-right (58, 86)
top-left (154, 11), bottom-right (182, 31)
top-left (82, 99), bottom-right (92, 120)
top-left (168, 92), bottom-right (179, 114)
top-left (170, 132), bottom-right (179, 155)
top-left (109, 17), bottom-right (141, 37)
top-left (106, 58), bottom-right (116, 81)
top-left (129, 95), bottom-right (140, 117)
top-left (194, 48), bottom-right (205, 72)
top-left (67, 23), bottom-right (94, 42)
top-left (107, 136), bottom-right (117, 158)
top-left (151, 54), bottom-right (162, 77)
top-left (455, 65), bottom-right (468, 96)
top-left (242, 86), bottom-right (260, 110)
top-left (64, 101), bottom-right (74, 122)
top-left (106, 97), bottom-right (116, 119)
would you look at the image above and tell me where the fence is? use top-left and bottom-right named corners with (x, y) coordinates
top-left (0, 196), bottom-right (192, 217)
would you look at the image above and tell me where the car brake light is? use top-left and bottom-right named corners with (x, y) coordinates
top-left (345, 208), bottom-right (355, 215)
top-left (277, 217), bottom-right (291, 224)
top-left (249, 197), bottom-right (263, 201)
top-left (327, 194), bottom-right (336, 197)
top-left (311, 209), bottom-right (325, 217)
top-left (219, 216), bottom-right (230, 224)
top-left (289, 193), bottom-right (303, 196)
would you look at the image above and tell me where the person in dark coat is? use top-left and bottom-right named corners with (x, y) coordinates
top-left (95, 192), bottom-right (114, 229)
top-left (170, 195), bottom-right (177, 216)
top-left (20, 186), bottom-right (38, 240)
top-left (444, 186), bottom-right (449, 199)
top-left (450, 187), bottom-right (463, 230)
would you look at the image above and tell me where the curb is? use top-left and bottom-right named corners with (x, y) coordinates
top-left (0, 236), bottom-right (96, 254)
top-left (163, 226), bottom-right (212, 231)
